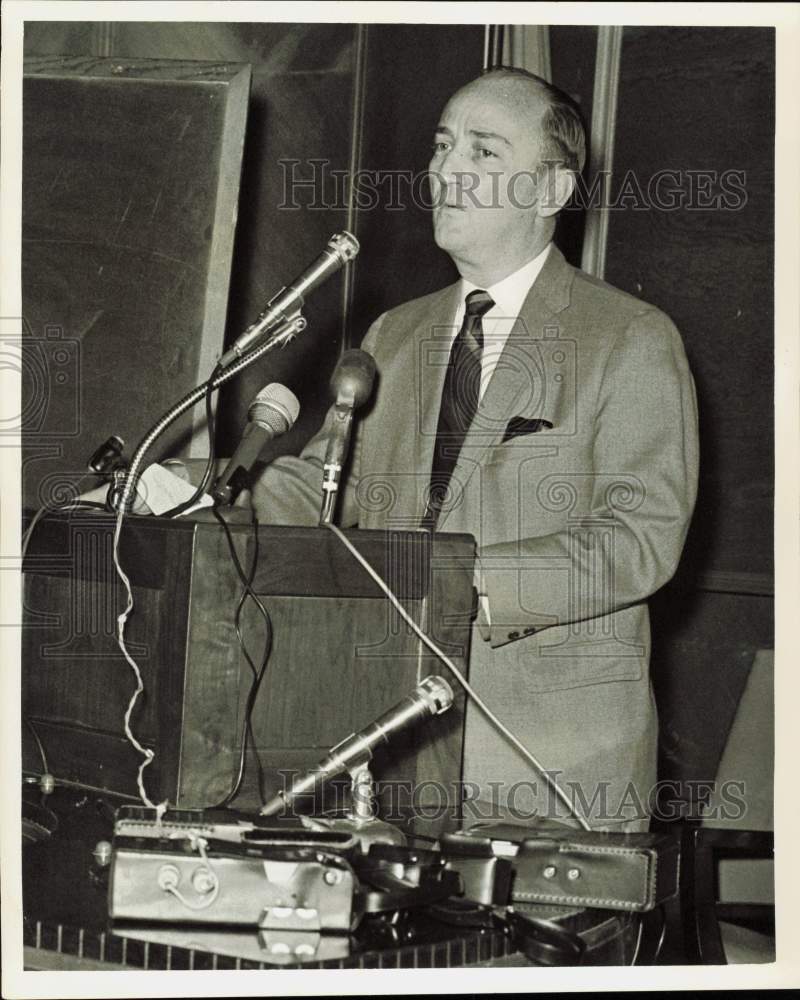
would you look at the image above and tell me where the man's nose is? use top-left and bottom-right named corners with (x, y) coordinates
top-left (432, 149), bottom-right (474, 201)
top-left (436, 142), bottom-right (469, 180)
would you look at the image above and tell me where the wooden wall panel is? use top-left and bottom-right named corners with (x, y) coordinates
top-left (108, 21), bottom-right (353, 71)
top-left (24, 22), bottom-right (99, 55)
top-left (603, 26), bottom-right (775, 797)
top-left (549, 25), bottom-right (598, 268)
top-left (605, 26), bottom-right (774, 580)
top-left (348, 24), bottom-right (486, 339)
top-left (215, 68), bottom-right (355, 460)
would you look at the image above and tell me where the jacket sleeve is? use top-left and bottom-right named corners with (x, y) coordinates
top-left (249, 315), bottom-right (385, 528)
top-left (478, 308), bottom-right (699, 648)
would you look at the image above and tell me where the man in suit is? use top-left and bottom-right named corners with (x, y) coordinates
top-left (251, 68), bottom-right (699, 833)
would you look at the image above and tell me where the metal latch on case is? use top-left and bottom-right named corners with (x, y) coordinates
top-left (259, 906), bottom-right (322, 930)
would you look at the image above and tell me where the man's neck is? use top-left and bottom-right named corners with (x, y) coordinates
top-left (453, 229), bottom-right (554, 287)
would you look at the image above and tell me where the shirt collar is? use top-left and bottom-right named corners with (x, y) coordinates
top-left (460, 242), bottom-right (552, 318)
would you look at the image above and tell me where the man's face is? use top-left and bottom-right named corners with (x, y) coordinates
top-left (428, 79), bottom-right (548, 275)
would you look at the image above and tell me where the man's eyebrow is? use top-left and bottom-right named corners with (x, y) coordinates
top-left (470, 129), bottom-right (512, 146)
top-left (433, 125), bottom-right (512, 147)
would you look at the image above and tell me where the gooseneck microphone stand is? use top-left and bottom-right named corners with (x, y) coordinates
top-left (108, 312), bottom-right (307, 513)
top-left (108, 229), bottom-right (359, 514)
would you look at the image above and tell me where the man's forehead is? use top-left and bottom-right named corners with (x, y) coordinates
top-left (439, 77), bottom-right (547, 133)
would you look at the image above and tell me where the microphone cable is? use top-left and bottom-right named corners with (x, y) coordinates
top-left (24, 717), bottom-right (49, 777)
top-left (323, 522), bottom-right (593, 833)
top-left (112, 502), bottom-right (160, 809)
top-left (210, 505), bottom-right (273, 808)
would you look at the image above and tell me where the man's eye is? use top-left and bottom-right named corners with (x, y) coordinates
top-left (476, 146), bottom-right (497, 159)
top-left (432, 141), bottom-right (450, 154)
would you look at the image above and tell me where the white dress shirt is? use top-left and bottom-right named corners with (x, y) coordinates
top-left (453, 242), bottom-right (552, 400)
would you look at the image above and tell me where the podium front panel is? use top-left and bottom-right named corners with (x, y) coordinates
top-left (22, 512), bottom-right (475, 834)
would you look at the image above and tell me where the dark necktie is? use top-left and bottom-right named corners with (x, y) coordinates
top-left (422, 289), bottom-right (494, 529)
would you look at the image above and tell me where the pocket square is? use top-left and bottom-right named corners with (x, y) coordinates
top-left (501, 416), bottom-right (553, 443)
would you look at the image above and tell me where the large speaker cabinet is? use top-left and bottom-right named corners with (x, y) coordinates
top-left (21, 56), bottom-right (250, 508)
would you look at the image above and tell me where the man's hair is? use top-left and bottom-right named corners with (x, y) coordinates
top-left (480, 67), bottom-right (587, 175)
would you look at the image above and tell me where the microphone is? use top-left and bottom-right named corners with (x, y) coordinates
top-left (260, 675), bottom-right (454, 816)
top-left (218, 232), bottom-right (360, 368)
top-left (212, 383), bottom-right (300, 505)
top-left (319, 349), bottom-right (376, 525)
top-left (87, 435), bottom-right (126, 476)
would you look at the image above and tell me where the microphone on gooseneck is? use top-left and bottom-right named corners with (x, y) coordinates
top-left (260, 675), bottom-right (454, 816)
top-left (212, 383), bottom-right (300, 506)
top-left (217, 232), bottom-right (360, 368)
top-left (318, 349), bottom-right (376, 525)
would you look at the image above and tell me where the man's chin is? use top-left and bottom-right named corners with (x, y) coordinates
top-left (432, 220), bottom-right (467, 256)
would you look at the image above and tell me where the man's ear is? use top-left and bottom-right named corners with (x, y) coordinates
top-left (538, 165), bottom-right (576, 218)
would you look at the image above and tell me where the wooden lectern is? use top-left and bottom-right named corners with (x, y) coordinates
top-left (22, 511), bottom-right (475, 833)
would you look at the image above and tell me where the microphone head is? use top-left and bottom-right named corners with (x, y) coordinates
top-left (249, 383), bottom-right (300, 435)
top-left (331, 349), bottom-right (376, 408)
top-left (417, 676), bottom-right (454, 715)
top-left (329, 231), bottom-right (360, 263)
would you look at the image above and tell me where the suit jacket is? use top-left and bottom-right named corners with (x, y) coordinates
top-left (252, 245), bottom-right (699, 832)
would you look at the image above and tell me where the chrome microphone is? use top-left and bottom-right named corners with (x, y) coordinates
top-left (218, 232), bottom-right (360, 368)
top-left (319, 349), bottom-right (376, 524)
top-left (212, 383), bottom-right (300, 505)
top-left (260, 675), bottom-right (454, 816)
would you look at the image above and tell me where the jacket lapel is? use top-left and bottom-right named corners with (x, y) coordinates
top-left (367, 282), bottom-right (460, 525)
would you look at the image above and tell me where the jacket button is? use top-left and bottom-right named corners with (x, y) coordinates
top-left (508, 631), bottom-right (520, 640)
